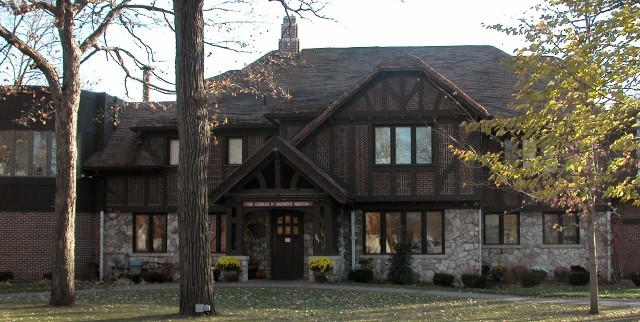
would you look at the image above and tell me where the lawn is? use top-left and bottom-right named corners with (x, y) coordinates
top-left (1, 286), bottom-right (639, 321)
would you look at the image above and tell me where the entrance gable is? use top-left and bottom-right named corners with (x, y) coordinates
top-left (210, 136), bottom-right (351, 205)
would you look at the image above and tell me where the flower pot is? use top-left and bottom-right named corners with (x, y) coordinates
top-left (313, 271), bottom-right (328, 283)
top-left (222, 270), bottom-right (239, 282)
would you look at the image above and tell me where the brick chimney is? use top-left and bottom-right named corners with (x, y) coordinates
top-left (278, 15), bottom-right (299, 55)
top-left (142, 66), bottom-right (153, 103)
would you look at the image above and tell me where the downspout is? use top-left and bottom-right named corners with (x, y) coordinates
top-left (351, 210), bottom-right (356, 269)
top-left (100, 210), bottom-right (104, 281)
top-left (478, 208), bottom-right (482, 275)
top-left (606, 209), bottom-right (612, 282)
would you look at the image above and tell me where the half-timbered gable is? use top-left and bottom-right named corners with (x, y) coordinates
top-left (294, 68), bottom-right (482, 201)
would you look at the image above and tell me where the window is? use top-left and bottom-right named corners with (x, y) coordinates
top-left (0, 130), bottom-right (56, 177)
top-left (484, 213), bottom-right (519, 245)
top-left (169, 139), bottom-right (179, 165)
top-left (227, 137), bottom-right (243, 165)
top-left (364, 210), bottom-right (444, 254)
top-left (543, 213), bottom-right (579, 244)
top-left (374, 126), bottom-right (432, 165)
top-left (209, 213), bottom-right (227, 253)
top-left (134, 214), bottom-right (167, 252)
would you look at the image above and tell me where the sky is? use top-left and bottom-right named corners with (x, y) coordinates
top-left (83, 0), bottom-right (540, 102)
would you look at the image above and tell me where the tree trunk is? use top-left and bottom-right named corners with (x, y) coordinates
top-left (586, 205), bottom-right (599, 314)
top-left (174, 0), bottom-right (214, 316)
top-left (49, 3), bottom-right (82, 307)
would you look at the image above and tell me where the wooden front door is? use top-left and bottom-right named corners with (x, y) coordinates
top-left (271, 212), bottom-right (304, 279)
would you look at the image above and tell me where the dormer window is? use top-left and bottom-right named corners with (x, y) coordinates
top-left (374, 125), bottom-right (432, 165)
top-left (169, 139), bottom-right (179, 165)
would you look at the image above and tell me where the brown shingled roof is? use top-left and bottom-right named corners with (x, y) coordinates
top-left (85, 45), bottom-right (518, 170)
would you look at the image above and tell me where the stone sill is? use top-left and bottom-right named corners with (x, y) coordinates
top-left (483, 244), bottom-right (583, 250)
top-left (128, 252), bottom-right (173, 257)
top-left (360, 254), bottom-right (448, 259)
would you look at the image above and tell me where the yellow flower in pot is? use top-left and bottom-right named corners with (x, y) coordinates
top-left (308, 257), bottom-right (334, 282)
top-left (216, 256), bottom-right (241, 282)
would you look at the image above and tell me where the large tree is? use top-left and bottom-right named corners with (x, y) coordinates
top-left (0, 1), bottom-right (171, 306)
top-left (172, 0), bottom-right (328, 316)
top-left (454, 0), bottom-right (640, 314)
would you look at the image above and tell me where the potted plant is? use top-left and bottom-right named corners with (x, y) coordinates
top-left (216, 256), bottom-right (241, 282)
top-left (308, 256), bottom-right (334, 282)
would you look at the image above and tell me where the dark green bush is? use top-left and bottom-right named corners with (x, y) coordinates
top-left (387, 236), bottom-right (415, 285)
top-left (141, 271), bottom-right (168, 283)
top-left (125, 273), bottom-right (142, 284)
top-left (568, 271), bottom-right (590, 286)
top-left (0, 271), bottom-right (14, 282)
top-left (628, 273), bottom-right (640, 286)
top-left (520, 271), bottom-right (545, 287)
top-left (432, 272), bottom-right (454, 287)
top-left (461, 273), bottom-right (487, 289)
top-left (348, 268), bottom-right (374, 283)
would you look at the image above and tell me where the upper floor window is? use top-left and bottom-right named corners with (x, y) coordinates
top-left (0, 130), bottom-right (56, 177)
top-left (169, 139), bottom-right (179, 165)
top-left (133, 213), bottom-right (167, 253)
top-left (484, 213), bottom-right (519, 245)
top-left (374, 126), bottom-right (432, 165)
top-left (543, 213), bottom-right (579, 244)
top-left (364, 210), bottom-right (443, 254)
top-left (227, 137), bottom-right (243, 165)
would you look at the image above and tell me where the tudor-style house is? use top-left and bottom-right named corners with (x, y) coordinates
top-left (2, 17), bottom-right (639, 282)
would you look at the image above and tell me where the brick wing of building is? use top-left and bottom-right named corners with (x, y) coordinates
top-left (2, 17), bottom-right (638, 282)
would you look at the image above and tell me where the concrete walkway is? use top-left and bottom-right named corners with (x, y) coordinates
top-left (2, 280), bottom-right (639, 308)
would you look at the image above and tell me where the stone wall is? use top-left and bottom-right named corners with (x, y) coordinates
top-left (482, 212), bottom-right (609, 277)
top-left (353, 209), bottom-right (481, 284)
top-left (103, 212), bottom-right (179, 281)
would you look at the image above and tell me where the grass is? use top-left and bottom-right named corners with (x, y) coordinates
top-left (1, 285), bottom-right (639, 321)
top-left (473, 283), bottom-right (640, 299)
top-left (0, 280), bottom-right (106, 294)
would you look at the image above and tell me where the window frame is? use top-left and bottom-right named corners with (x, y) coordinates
top-left (209, 213), bottom-right (227, 253)
top-left (543, 213), bottom-right (580, 245)
top-left (373, 125), bottom-right (432, 165)
top-left (364, 210), bottom-right (444, 255)
top-left (168, 139), bottom-right (179, 166)
top-left (0, 130), bottom-right (57, 177)
top-left (483, 213), bottom-right (520, 245)
top-left (133, 213), bottom-right (168, 253)
top-left (226, 137), bottom-right (245, 165)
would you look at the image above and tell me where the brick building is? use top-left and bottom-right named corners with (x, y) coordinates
top-left (1, 17), bottom-right (638, 282)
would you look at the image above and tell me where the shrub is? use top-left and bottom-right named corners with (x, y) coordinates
top-left (568, 271), bottom-right (590, 286)
top-left (554, 266), bottom-right (571, 282)
top-left (216, 256), bottom-right (242, 271)
top-left (432, 272), bottom-right (454, 287)
top-left (308, 257), bottom-right (334, 273)
top-left (508, 264), bottom-right (528, 283)
top-left (42, 272), bottom-right (52, 280)
top-left (520, 271), bottom-right (540, 287)
top-left (141, 271), bottom-right (168, 283)
top-left (125, 273), bottom-right (142, 284)
top-left (531, 267), bottom-right (549, 280)
top-left (348, 268), bottom-right (374, 283)
top-left (0, 271), bottom-right (14, 282)
top-left (491, 264), bottom-right (508, 282)
top-left (461, 273), bottom-right (487, 289)
top-left (481, 264), bottom-right (491, 276)
top-left (387, 236), bottom-right (415, 285)
top-left (570, 265), bottom-right (587, 273)
top-left (628, 273), bottom-right (640, 286)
